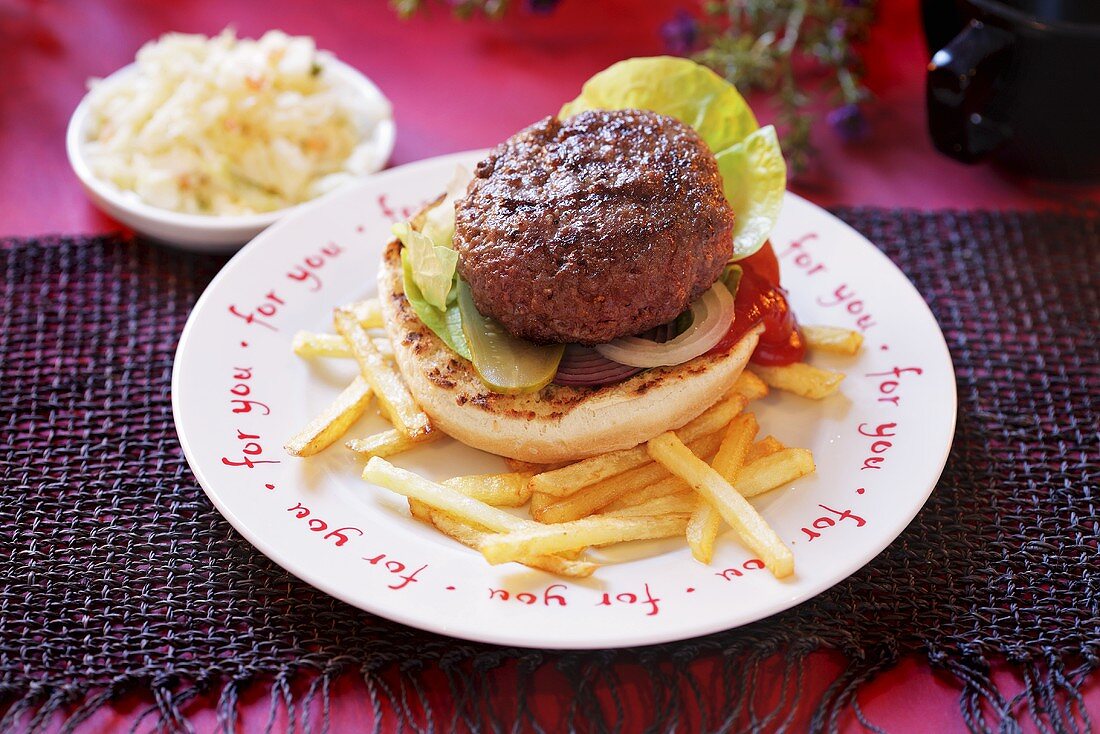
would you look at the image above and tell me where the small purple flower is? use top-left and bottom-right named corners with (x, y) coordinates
top-left (526, 0), bottom-right (560, 14)
top-left (661, 9), bottom-right (700, 56)
top-left (827, 104), bottom-right (869, 143)
top-left (842, 0), bottom-right (863, 7)
top-left (828, 19), bottom-right (848, 43)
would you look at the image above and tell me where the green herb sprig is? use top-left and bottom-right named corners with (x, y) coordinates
top-left (390, 0), bottom-right (877, 177)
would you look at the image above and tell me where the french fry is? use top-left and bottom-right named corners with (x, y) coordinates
top-left (802, 325), bottom-right (864, 355)
top-left (346, 428), bottom-right (441, 458)
top-left (480, 514), bottom-right (689, 565)
top-left (604, 443), bottom-right (810, 512)
top-left (293, 331), bottom-right (350, 358)
top-left (408, 497), bottom-right (433, 522)
top-left (443, 473), bottom-right (534, 508)
top-left (504, 458), bottom-right (539, 473)
top-left (292, 331), bottom-right (393, 359)
top-left (363, 457), bottom-right (532, 533)
top-left (745, 435), bottom-right (785, 465)
top-left (427, 509), bottom-right (598, 578)
top-left (408, 499), bottom-right (597, 578)
top-left (436, 481), bottom-right (579, 563)
top-left (711, 414), bottom-right (759, 479)
top-left (647, 433), bottom-right (794, 578)
top-left (284, 377), bottom-right (372, 457)
top-left (335, 308), bottom-right (431, 438)
top-left (603, 493), bottom-right (697, 518)
top-left (529, 391), bottom-right (748, 497)
top-left (534, 430), bottom-right (724, 524)
top-left (346, 298), bottom-right (384, 328)
top-left (373, 338), bottom-right (396, 359)
top-left (731, 370), bottom-right (769, 401)
top-left (600, 475), bottom-right (689, 513)
top-left (504, 457), bottom-right (571, 473)
top-left (529, 491), bottom-right (556, 516)
top-left (734, 448), bottom-right (816, 498)
top-left (686, 499), bottom-right (721, 564)
top-left (403, 484), bottom-right (585, 563)
top-left (685, 413), bottom-right (759, 562)
top-left (749, 363), bottom-right (845, 400)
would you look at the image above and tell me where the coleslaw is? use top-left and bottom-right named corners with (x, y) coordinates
top-left (83, 29), bottom-right (389, 216)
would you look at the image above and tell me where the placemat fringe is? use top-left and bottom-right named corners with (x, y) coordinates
top-left (214, 676), bottom-right (244, 734)
top-left (930, 652), bottom-right (1097, 734)
top-left (809, 646), bottom-right (898, 734)
top-left (0, 648), bottom-right (1096, 732)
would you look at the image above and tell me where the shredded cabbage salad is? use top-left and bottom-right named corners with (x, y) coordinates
top-left (83, 29), bottom-right (390, 216)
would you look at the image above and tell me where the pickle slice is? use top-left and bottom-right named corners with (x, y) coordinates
top-left (457, 281), bottom-right (565, 395)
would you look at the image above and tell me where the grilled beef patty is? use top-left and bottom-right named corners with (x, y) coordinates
top-left (453, 108), bottom-right (735, 345)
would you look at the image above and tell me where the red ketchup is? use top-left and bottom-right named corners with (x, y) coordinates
top-left (708, 241), bottom-right (805, 366)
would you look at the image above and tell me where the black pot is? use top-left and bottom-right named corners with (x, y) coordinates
top-left (922, 0), bottom-right (1100, 180)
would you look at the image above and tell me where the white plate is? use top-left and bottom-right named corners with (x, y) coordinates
top-left (173, 150), bottom-right (956, 649)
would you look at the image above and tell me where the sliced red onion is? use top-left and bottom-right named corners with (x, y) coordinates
top-left (551, 317), bottom-right (684, 386)
top-left (552, 344), bottom-right (642, 387)
top-left (593, 284), bottom-right (736, 368)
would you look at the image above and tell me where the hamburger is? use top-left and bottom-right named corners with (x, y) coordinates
top-left (378, 57), bottom-right (799, 463)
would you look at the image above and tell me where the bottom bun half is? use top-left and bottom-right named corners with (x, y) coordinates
top-left (378, 239), bottom-right (762, 463)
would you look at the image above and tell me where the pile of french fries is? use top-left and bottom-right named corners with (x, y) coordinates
top-left (286, 298), bottom-right (862, 579)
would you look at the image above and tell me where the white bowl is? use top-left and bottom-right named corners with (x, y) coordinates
top-left (66, 57), bottom-right (396, 253)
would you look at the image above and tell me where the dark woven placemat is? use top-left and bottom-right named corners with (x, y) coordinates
top-left (1, 208), bottom-right (1097, 734)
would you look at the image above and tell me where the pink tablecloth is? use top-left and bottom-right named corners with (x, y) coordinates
top-left (2, 0), bottom-right (1096, 730)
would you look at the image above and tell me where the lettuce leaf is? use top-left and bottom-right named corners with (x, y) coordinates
top-left (401, 250), bottom-right (471, 361)
top-left (715, 126), bottom-right (787, 260)
top-left (392, 221), bottom-right (457, 311)
top-left (420, 165), bottom-right (470, 248)
top-left (560, 56), bottom-right (785, 260)
top-left (721, 263), bottom-right (743, 298)
top-left (395, 166), bottom-right (475, 360)
top-left (560, 56), bottom-right (758, 154)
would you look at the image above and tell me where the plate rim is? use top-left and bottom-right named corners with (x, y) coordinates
top-left (172, 150), bottom-right (958, 650)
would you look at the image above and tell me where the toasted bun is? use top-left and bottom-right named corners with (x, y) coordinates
top-left (378, 237), bottom-right (762, 463)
